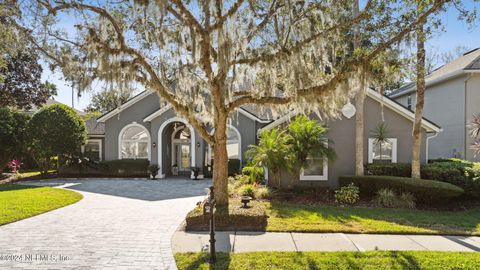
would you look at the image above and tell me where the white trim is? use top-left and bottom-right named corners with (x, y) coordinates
top-left (118, 123), bottom-right (151, 160)
top-left (257, 110), bottom-right (297, 136)
top-left (98, 90), bottom-right (154, 122)
top-left (81, 139), bottom-right (102, 161)
top-left (389, 69), bottom-right (474, 98)
top-left (157, 117), bottom-right (196, 178)
top-left (226, 124), bottom-right (242, 166)
top-left (258, 89), bottom-right (441, 134)
top-left (237, 108), bottom-right (272, 123)
top-left (425, 132), bottom-right (439, 163)
top-left (367, 89), bottom-right (441, 133)
top-left (299, 141), bottom-right (329, 181)
top-left (143, 104), bottom-right (173, 122)
top-left (368, 138), bottom-right (397, 164)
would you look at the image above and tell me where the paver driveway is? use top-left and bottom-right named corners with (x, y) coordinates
top-left (0, 178), bottom-right (211, 270)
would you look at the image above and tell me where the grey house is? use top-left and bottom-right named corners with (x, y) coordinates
top-left (83, 88), bottom-right (440, 188)
top-left (389, 48), bottom-right (480, 161)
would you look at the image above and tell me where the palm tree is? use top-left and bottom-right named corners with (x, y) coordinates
top-left (287, 115), bottom-right (336, 181)
top-left (470, 113), bottom-right (480, 157)
top-left (371, 123), bottom-right (390, 162)
top-left (245, 128), bottom-right (291, 188)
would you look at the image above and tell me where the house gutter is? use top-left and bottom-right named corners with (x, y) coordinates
top-left (425, 131), bottom-right (440, 163)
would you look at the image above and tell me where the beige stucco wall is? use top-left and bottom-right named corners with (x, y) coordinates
top-left (466, 73), bottom-right (480, 161)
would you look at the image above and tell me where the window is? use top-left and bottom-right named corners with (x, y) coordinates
top-left (226, 126), bottom-right (241, 160)
top-left (300, 142), bottom-right (328, 181)
top-left (82, 139), bottom-right (102, 161)
top-left (407, 95), bottom-right (412, 110)
top-left (119, 124), bottom-right (150, 159)
top-left (368, 138), bottom-right (397, 163)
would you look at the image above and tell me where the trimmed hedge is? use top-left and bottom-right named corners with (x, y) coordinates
top-left (365, 159), bottom-right (480, 197)
top-left (185, 200), bottom-right (267, 231)
top-left (339, 175), bottom-right (464, 201)
top-left (228, 159), bottom-right (241, 176)
top-left (99, 159), bottom-right (150, 176)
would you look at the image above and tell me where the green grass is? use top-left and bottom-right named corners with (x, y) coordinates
top-left (18, 170), bottom-right (56, 178)
top-left (0, 184), bottom-right (82, 225)
top-left (265, 201), bottom-right (480, 235)
top-left (175, 251), bottom-right (480, 270)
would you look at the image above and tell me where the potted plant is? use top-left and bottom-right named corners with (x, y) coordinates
top-left (191, 167), bottom-right (200, 180)
top-left (148, 164), bottom-right (160, 180)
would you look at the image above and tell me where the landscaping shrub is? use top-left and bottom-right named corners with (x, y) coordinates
top-left (365, 163), bottom-right (411, 177)
top-left (228, 159), bottom-right (241, 175)
top-left (254, 186), bottom-right (271, 199)
top-left (27, 104), bottom-right (86, 173)
top-left (185, 200), bottom-right (267, 231)
top-left (242, 165), bottom-right (264, 184)
top-left (339, 175), bottom-right (464, 201)
top-left (0, 108), bottom-right (31, 172)
top-left (100, 159), bottom-right (150, 176)
top-left (365, 159), bottom-right (480, 197)
top-left (334, 183), bottom-right (360, 205)
top-left (375, 188), bottom-right (416, 209)
top-left (239, 184), bottom-right (255, 197)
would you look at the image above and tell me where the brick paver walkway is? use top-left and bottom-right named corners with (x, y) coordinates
top-left (0, 179), bottom-right (211, 270)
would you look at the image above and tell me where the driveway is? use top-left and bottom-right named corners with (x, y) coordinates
top-left (0, 178), bottom-right (211, 270)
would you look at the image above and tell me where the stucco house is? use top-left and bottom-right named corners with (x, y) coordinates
top-left (82, 87), bottom-right (440, 188)
top-left (389, 48), bottom-right (480, 161)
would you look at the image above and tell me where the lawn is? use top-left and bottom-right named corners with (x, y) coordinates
top-left (265, 201), bottom-right (480, 235)
top-left (175, 251), bottom-right (480, 270)
top-left (0, 184), bottom-right (82, 225)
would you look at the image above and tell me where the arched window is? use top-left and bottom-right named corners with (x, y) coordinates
top-left (119, 124), bottom-right (150, 159)
top-left (227, 126), bottom-right (241, 160)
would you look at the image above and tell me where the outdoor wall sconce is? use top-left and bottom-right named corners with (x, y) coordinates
top-left (197, 142), bottom-right (201, 148)
top-left (153, 142), bottom-right (157, 148)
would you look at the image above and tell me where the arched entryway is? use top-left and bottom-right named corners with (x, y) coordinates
top-left (158, 117), bottom-right (196, 178)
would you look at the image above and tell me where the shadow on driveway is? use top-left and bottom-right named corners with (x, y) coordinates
top-left (19, 178), bottom-right (212, 201)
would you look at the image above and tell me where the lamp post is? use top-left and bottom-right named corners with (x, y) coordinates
top-left (203, 186), bottom-right (216, 264)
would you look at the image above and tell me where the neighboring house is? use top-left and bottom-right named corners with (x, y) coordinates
top-left (85, 88), bottom-right (440, 188)
top-left (389, 48), bottom-right (480, 161)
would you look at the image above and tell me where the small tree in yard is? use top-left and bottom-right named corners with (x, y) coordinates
top-left (287, 115), bottom-right (335, 184)
top-left (27, 104), bottom-right (87, 173)
top-left (246, 129), bottom-right (291, 188)
top-left (370, 123), bottom-right (390, 162)
top-left (0, 107), bottom-right (30, 173)
top-left (470, 113), bottom-right (480, 157)
top-left (14, 0), bottom-right (459, 206)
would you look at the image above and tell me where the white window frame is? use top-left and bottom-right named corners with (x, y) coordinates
top-left (118, 122), bottom-right (151, 160)
top-left (300, 142), bottom-right (329, 181)
top-left (368, 138), bottom-right (397, 164)
top-left (81, 139), bottom-right (102, 161)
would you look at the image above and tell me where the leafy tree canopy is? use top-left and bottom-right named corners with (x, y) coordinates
top-left (86, 88), bottom-right (133, 113)
top-left (27, 103), bottom-right (87, 171)
top-left (0, 107), bottom-right (31, 172)
top-left (0, 52), bottom-right (57, 110)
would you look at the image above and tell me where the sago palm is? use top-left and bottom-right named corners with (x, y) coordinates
top-left (287, 115), bottom-right (336, 179)
top-left (371, 122), bottom-right (390, 161)
top-left (245, 128), bottom-right (291, 187)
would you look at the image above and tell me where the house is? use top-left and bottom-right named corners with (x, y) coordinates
top-left (389, 48), bottom-right (480, 161)
top-left (83, 88), bottom-right (440, 188)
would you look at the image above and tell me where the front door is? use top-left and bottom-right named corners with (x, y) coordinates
top-left (175, 143), bottom-right (191, 172)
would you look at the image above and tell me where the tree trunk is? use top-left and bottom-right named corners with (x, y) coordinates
top-left (412, 22), bottom-right (426, 178)
top-left (212, 115), bottom-right (229, 207)
top-left (353, 0), bottom-right (365, 176)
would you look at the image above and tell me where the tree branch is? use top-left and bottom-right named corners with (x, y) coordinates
top-left (208, 0), bottom-right (246, 31)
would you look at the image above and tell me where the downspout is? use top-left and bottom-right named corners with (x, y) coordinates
top-left (464, 74), bottom-right (472, 159)
top-left (425, 131), bottom-right (440, 163)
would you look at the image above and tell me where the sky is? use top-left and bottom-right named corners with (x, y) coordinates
top-left (41, 2), bottom-right (480, 111)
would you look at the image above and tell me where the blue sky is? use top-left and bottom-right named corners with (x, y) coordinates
top-left (42, 3), bottom-right (480, 111)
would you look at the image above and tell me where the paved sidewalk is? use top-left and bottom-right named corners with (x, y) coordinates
top-left (172, 231), bottom-right (480, 253)
top-left (0, 179), bottom-right (211, 270)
